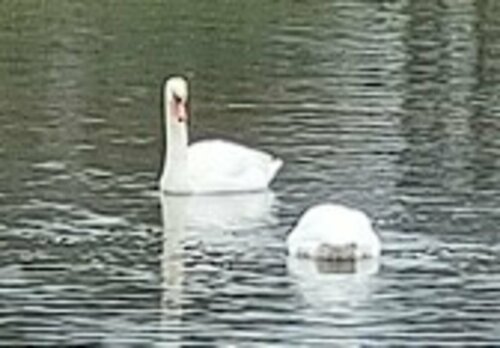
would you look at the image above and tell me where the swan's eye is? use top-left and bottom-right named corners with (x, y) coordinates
top-left (173, 94), bottom-right (183, 104)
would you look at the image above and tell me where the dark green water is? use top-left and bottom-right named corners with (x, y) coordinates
top-left (1, 0), bottom-right (500, 345)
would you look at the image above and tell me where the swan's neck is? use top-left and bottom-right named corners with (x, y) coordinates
top-left (161, 98), bottom-right (189, 193)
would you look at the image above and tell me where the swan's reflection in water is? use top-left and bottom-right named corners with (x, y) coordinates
top-left (159, 192), bottom-right (277, 330)
top-left (287, 256), bottom-right (380, 310)
top-left (287, 258), bottom-right (380, 347)
top-left (160, 195), bottom-right (187, 320)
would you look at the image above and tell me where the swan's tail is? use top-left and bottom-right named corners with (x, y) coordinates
top-left (267, 157), bottom-right (284, 184)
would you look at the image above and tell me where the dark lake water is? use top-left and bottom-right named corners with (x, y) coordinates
top-left (1, 0), bottom-right (500, 345)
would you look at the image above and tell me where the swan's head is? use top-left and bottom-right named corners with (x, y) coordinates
top-left (165, 76), bottom-right (189, 123)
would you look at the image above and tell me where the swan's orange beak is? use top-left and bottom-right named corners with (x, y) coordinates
top-left (172, 99), bottom-right (188, 123)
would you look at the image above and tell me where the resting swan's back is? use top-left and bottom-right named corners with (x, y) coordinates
top-left (287, 204), bottom-right (381, 261)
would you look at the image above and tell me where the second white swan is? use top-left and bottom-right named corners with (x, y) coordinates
top-left (287, 203), bottom-right (381, 261)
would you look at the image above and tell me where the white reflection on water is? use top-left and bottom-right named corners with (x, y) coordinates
top-left (159, 192), bottom-right (278, 323)
top-left (160, 192), bottom-right (277, 232)
top-left (287, 256), bottom-right (379, 310)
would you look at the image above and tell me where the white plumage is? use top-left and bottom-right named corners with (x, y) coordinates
top-left (287, 204), bottom-right (381, 261)
top-left (160, 77), bottom-right (282, 194)
top-left (187, 140), bottom-right (283, 193)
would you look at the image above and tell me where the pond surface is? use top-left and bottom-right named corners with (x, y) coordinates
top-left (1, 0), bottom-right (500, 346)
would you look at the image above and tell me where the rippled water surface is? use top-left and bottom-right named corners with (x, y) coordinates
top-left (1, 0), bottom-right (500, 345)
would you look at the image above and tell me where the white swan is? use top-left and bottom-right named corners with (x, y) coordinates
top-left (287, 204), bottom-right (381, 261)
top-left (160, 77), bottom-right (283, 194)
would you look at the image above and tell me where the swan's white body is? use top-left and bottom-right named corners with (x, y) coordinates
top-left (185, 140), bottom-right (282, 193)
top-left (160, 77), bottom-right (282, 194)
top-left (287, 204), bottom-right (381, 261)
